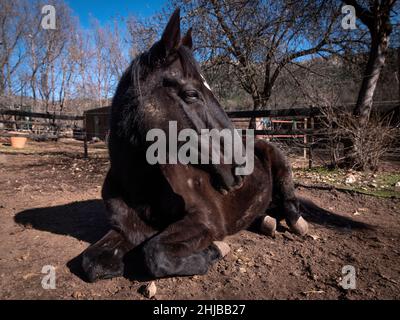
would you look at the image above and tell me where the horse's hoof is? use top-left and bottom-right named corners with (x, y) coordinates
top-left (82, 253), bottom-right (101, 283)
top-left (81, 247), bottom-right (125, 283)
top-left (213, 241), bottom-right (230, 258)
top-left (260, 215), bottom-right (277, 237)
top-left (288, 216), bottom-right (309, 236)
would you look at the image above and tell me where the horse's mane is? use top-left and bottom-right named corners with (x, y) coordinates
top-left (110, 55), bottom-right (146, 146)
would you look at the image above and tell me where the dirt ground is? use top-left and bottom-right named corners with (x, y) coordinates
top-left (0, 139), bottom-right (399, 300)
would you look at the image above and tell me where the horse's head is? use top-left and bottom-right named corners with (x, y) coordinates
top-left (112, 9), bottom-right (246, 192)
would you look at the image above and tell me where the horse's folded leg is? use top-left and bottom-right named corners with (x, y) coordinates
top-left (142, 216), bottom-right (223, 278)
top-left (83, 171), bottom-right (157, 282)
top-left (143, 242), bottom-right (223, 278)
top-left (280, 199), bottom-right (308, 236)
top-left (81, 229), bottom-right (132, 283)
top-left (255, 141), bottom-right (308, 237)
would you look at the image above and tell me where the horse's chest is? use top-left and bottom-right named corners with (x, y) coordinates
top-left (224, 165), bottom-right (272, 234)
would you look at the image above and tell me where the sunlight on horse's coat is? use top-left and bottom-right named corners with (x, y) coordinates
top-left (145, 103), bottom-right (164, 118)
top-left (187, 178), bottom-right (194, 188)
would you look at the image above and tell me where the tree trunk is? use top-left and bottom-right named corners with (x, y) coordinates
top-left (398, 47), bottom-right (400, 104)
top-left (340, 0), bottom-right (394, 170)
top-left (343, 35), bottom-right (389, 169)
top-left (353, 34), bottom-right (389, 125)
top-left (0, 72), bottom-right (5, 96)
top-left (248, 94), bottom-right (268, 129)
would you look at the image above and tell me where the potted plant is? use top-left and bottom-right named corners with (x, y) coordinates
top-left (9, 131), bottom-right (28, 149)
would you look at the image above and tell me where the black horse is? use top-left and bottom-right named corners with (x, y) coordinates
top-left (81, 9), bottom-right (308, 282)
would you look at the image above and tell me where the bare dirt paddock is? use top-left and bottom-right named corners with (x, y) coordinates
top-left (0, 140), bottom-right (399, 300)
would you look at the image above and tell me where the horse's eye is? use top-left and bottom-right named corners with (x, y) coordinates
top-left (184, 90), bottom-right (198, 98)
top-left (182, 90), bottom-right (200, 103)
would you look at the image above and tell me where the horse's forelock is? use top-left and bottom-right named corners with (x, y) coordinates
top-left (125, 45), bottom-right (204, 112)
top-left (176, 46), bottom-right (202, 81)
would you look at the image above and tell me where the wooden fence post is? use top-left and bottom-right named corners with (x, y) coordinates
top-left (303, 118), bottom-right (308, 160)
top-left (83, 132), bottom-right (88, 159)
top-left (83, 112), bottom-right (88, 159)
top-left (308, 116), bottom-right (314, 169)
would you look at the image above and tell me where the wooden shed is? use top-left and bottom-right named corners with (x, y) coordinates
top-left (84, 106), bottom-right (110, 140)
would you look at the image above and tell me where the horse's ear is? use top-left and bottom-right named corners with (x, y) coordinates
top-left (181, 28), bottom-right (193, 50)
top-left (160, 8), bottom-right (181, 54)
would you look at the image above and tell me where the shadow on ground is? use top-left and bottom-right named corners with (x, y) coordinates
top-left (14, 200), bottom-right (109, 282)
top-left (14, 199), bottom-right (109, 243)
top-left (14, 199), bottom-right (154, 282)
top-left (14, 196), bottom-right (372, 283)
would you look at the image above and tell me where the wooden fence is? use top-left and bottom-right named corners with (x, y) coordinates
top-left (1, 104), bottom-right (398, 166)
top-left (0, 109), bottom-right (84, 121)
top-left (227, 107), bottom-right (320, 168)
top-left (0, 106), bottom-right (320, 165)
top-left (0, 109), bottom-right (89, 157)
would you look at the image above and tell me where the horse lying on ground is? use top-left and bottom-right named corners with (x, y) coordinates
top-left (81, 9), bottom-right (308, 282)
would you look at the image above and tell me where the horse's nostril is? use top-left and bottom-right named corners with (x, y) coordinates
top-left (233, 176), bottom-right (245, 190)
top-left (235, 175), bottom-right (243, 184)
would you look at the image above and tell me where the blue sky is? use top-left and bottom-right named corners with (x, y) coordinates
top-left (66, 0), bottom-right (167, 27)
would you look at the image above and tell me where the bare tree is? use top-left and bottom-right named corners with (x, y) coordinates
top-left (0, 0), bottom-right (28, 97)
top-left (22, 0), bottom-right (75, 114)
top-left (173, 0), bottom-right (342, 125)
top-left (86, 18), bottom-right (129, 108)
top-left (319, 102), bottom-right (399, 170)
top-left (344, 0), bottom-right (398, 125)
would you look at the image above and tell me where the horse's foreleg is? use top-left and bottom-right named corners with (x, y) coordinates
top-left (142, 215), bottom-right (224, 278)
top-left (270, 146), bottom-right (308, 235)
top-left (82, 172), bottom-right (157, 282)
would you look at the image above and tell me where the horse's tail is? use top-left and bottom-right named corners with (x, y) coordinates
top-left (298, 196), bottom-right (374, 230)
